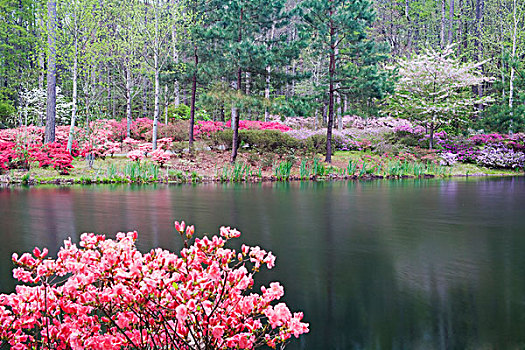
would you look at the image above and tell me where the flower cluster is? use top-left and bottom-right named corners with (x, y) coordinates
top-left (150, 148), bottom-right (171, 167)
top-left (476, 145), bottom-right (525, 169)
top-left (0, 138), bottom-right (74, 175)
top-left (126, 149), bottom-right (146, 163)
top-left (0, 223), bottom-right (308, 349)
top-left (194, 120), bottom-right (291, 138)
top-left (439, 152), bottom-right (458, 166)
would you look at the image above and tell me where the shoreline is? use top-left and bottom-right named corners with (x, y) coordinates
top-left (1, 171), bottom-right (522, 187)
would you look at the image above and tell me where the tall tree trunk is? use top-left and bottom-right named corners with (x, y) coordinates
top-left (172, 26), bottom-right (180, 107)
top-left (189, 45), bottom-right (198, 150)
top-left (475, 0), bottom-right (484, 102)
top-left (509, 0), bottom-right (517, 133)
top-left (264, 66), bottom-right (271, 122)
top-left (440, 0), bottom-right (446, 48)
top-left (45, 0), bottom-right (57, 144)
top-left (405, 0), bottom-right (412, 53)
top-left (153, 65), bottom-right (159, 150)
top-left (264, 24), bottom-right (275, 122)
top-left (164, 85), bottom-right (168, 124)
top-left (67, 28), bottom-right (78, 152)
top-left (448, 0), bottom-right (454, 44)
top-left (337, 93), bottom-right (342, 130)
top-left (152, 5), bottom-right (160, 151)
top-left (38, 15), bottom-right (45, 127)
top-left (326, 6), bottom-right (335, 164)
top-left (125, 65), bottom-right (132, 138)
top-left (230, 7), bottom-right (243, 164)
top-left (230, 66), bottom-right (242, 164)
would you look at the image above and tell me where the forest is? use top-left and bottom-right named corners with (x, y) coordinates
top-left (0, 0), bottom-right (524, 170)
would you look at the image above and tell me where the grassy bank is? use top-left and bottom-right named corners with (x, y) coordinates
top-left (1, 148), bottom-right (522, 186)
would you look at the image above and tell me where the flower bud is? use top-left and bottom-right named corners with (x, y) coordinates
top-left (186, 225), bottom-right (195, 239)
top-left (174, 221), bottom-right (186, 234)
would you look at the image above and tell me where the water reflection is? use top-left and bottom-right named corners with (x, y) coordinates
top-left (1, 177), bottom-right (525, 349)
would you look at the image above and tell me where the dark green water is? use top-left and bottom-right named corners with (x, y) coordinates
top-left (1, 177), bottom-right (525, 349)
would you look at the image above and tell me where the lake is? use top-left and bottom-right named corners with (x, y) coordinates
top-left (1, 177), bottom-right (525, 349)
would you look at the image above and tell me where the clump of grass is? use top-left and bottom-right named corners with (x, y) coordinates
top-left (312, 157), bottom-right (326, 178)
top-left (273, 161), bottom-right (293, 181)
top-left (347, 160), bottom-right (357, 176)
top-left (299, 159), bottom-right (311, 180)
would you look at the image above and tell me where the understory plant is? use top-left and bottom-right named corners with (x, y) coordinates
top-left (0, 222), bottom-right (309, 349)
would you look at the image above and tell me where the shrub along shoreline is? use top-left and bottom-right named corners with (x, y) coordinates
top-left (1, 116), bottom-right (524, 186)
top-left (1, 150), bottom-right (522, 186)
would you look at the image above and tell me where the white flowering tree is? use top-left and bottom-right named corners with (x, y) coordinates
top-left (386, 45), bottom-right (493, 148)
top-left (18, 87), bottom-right (72, 127)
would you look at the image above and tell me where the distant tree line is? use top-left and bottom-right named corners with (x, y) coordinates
top-left (0, 0), bottom-right (523, 162)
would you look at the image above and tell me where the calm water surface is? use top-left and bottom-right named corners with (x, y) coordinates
top-left (1, 177), bottom-right (525, 349)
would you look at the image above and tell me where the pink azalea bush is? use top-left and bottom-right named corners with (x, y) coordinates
top-left (194, 120), bottom-right (291, 138)
top-left (0, 222), bottom-right (309, 349)
top-left (150, 148), bottom-right (171, 167)
top-left (126, 150), bottom-right (145, 163)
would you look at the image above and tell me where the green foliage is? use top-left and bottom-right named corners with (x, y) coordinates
top-left (273, 161), bottom-right (293, 181)
top-left (0, 101), bottom-right (15, 128)
top-left (168, 104), bottom-right (191, 121)
top-left (209, 129), bottom-right (299, 154)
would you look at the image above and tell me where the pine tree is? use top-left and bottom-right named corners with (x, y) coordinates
top-left (300, 0), bottom-right (378, 163)
top-left (201, 0), bottom-right (296, 163)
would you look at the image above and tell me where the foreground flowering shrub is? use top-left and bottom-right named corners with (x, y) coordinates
top-left (0, 222), bottom-right (308, 349)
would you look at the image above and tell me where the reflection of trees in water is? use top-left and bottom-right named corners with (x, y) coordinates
top-left (2, 179), bottom-right (525, 349)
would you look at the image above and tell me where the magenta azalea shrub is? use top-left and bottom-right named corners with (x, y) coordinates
top-left (0, 222), bottom-right (308, 349)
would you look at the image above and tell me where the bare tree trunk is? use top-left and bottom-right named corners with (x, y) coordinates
top-left (509, 0), bottom-right (517, 133)
top-left (230, 7), bottom-right (243, 164)
top-left (67, 27), bottom-right (78, 152)
top-left (45, 0), bottom-right (57, 144)
top-left (405, 0), bottom-right (412, 53)
top-left (448, 0), bottom-right (454, 44)
top-left (230, 67), bottom-right (242, 163)
top-left (143, 82), bottom-right (148, 117)
top-left (153, 67), bottom-right (159, 150)
top-left (325, 5), bottom-right (335, 164)
top-left (125, 65), bottom-right (132, 138)
top-left (172, 26), bottom-right (180, 107)
top-left (152, 4), bottom-right (160, 151)
top-left (264, 24), bottom-right (276, 122)
top-left (475, 0), bottom-right (484, 102)
top-left (337, 93), bottom-right (342, 131)
top-left (264, 66), bottom-right (271, 122)
top-left (189, 45), bottom-right (198, 150)
top-left (38, 15), bottom-right (45, 127)
top-left (440, 0), bottom-right (446, 48)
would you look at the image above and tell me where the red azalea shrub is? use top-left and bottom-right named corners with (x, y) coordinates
top-left (0, 136), bottom-right (75, 174)
top-left (0, 222), bottom-right (309, 349)
top-left (44, 143), bottom-right (74, 175)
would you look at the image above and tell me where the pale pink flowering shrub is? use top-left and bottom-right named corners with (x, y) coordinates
top-left (0, 223), bottom-right (309, 349)
top-left (126, 150), bottom-right (145, 162)
top-left (157, 137), bottom-right (173, 150)
top-left (150, 148), bottom-right (171, 167)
